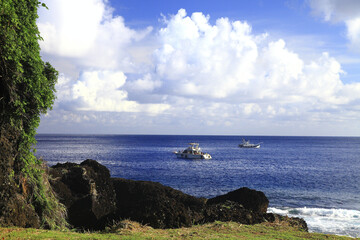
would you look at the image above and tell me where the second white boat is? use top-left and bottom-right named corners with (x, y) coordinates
top-left (238, 139), bottom-right (261, 148)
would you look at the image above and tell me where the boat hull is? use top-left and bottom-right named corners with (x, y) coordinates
top-left (174, 152), bottom-right (212, 160)
top-left (239, 144), bottom-right (260, 148)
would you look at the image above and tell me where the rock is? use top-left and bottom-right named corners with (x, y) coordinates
top-left (112, 178), bottom-right (206, 228)
top-left (49, 159), bottom-right (116, 230)
top-left (287, 217), bottom-right (308, 231)
top-left (199, 200), bottom-right (266, 225)
top-left (49, 159), bottom-right (307, 232)
top-left (207, 187), bottom-right (269, 214)
top-left (266, 213), bottom-right (308, 232)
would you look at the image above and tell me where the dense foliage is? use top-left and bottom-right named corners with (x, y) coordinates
top-left (0, 0), bottom-right (66, 229)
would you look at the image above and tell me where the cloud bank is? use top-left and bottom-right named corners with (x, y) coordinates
top-left (37, 1), bottom-right (360, 135)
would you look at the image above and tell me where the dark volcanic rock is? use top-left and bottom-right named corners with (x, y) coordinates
top-left (287, 216), bottom-right (308, 231)
top-left (207, 187), bottom-right (269, 214)
top-left (49, 159), bottom-right (307, 232)
top-left (199, 200), bottom-right (266, 225)
top-left (112, 178), bottom-right (206, 228)
top-left (269, 213), bottom-right (308, 232)
top-left (49, 159), bottom-right (116, 230)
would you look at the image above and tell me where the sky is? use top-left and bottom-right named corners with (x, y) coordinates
top-left (36, 0), bottom-right (360, 136)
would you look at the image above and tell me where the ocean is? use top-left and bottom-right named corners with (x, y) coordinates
top-left (34, 134), bottom-right (360, 238)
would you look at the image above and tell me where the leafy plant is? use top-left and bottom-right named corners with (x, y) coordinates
top-left (0, 0), bottom-right (67, 229)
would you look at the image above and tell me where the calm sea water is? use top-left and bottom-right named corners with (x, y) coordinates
top-left (34, 134), bottom-right (360, 237)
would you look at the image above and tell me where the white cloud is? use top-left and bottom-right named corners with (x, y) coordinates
top-left (346, 18), bottom-right (360, 50)
top-left (38, 0), bottom-right (152, 70)
top-left (67, 70), bottom-right (170, 113)
top-left (308, 0), bottom-right (360, 52)
top-left (126, 74), bottom-right (162, 92)
top-left (38, 0), bottom-right (105, 57)
top-left (154, 9), bottom-right (258, 99)
top-left (72, 71), bottom-right (130, 111)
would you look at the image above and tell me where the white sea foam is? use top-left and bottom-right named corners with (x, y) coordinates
top-left (268, 207), bottom-right (360, 238)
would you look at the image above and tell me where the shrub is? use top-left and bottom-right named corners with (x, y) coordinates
top-left (0, 0), bottom-right (67, 229)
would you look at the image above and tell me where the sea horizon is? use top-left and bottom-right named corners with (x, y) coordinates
top-left (36, 133), bottom-right (360, 138)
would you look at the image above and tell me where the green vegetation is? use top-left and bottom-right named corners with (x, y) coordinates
top-left (0, 221), bottom-right (353, 240)
top-left (0, 0), bottom-right (66, 229)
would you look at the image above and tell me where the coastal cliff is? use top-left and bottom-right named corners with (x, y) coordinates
top-left (48, 159), bottom-right (307, 231)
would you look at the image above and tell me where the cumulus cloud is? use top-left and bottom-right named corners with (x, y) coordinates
top-left (72, 71), bottom-right (130, 111)
top-left (126, 74), bottom-right (162, 92)
top-left (308, 0), bottom-right (360, 52)
top-left (37, 3), bottom-right (360, 134)
top-left (38, 0), bottom-right (152, 70)
top-left (151, 9), bottom-right (357, 115)
top-left (56, 70), bottom-right (170, 113)
top-left (154, 9), bottom-right (258, 99)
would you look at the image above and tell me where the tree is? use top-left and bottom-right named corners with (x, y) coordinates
top-left (0, 0), bottom-right (66, 229)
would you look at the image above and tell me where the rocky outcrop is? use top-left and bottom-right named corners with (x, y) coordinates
top-left (49, 159), bottom-right (307, 231)
top-left (199, 188), bottom-right (272, 225)
top-left (49, 160), bottom-right (116, 230)
top-left (200, 200), bottom-right (262, 224)
top-left (112, 178), bottom-right (205, 228)
top-left (264, 213), bottom-right (308, 232)
top-left (207, 187), bottom-right (269, 214)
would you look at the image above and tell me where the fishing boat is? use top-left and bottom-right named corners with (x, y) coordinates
top-left (174, 143), bottom-right (212, 159)
top-left (238, 139), bottom-right (261, 148)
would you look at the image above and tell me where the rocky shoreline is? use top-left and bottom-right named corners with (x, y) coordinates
top-left (49, 159), bottom-right (308, 231)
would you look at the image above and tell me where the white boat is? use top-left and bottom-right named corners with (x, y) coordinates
top-left (174, 143), bottom-right (212, 159)
top-left (238, 139), bottom-right (261, 148)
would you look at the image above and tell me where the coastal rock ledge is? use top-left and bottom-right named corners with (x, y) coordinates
top-left (49, 159), bottom-right (308, 231)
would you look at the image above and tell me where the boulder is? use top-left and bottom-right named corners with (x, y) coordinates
top-left (267, 213), bottom-right (308, 232)
top-left (199, 200), bottom-right (268, 225)
top-left (112, 178), bottom-right (206, 228)
top-left (49, 159), bottom-right (116, 230)
top-left (207, 187), bottom-right (269, 214)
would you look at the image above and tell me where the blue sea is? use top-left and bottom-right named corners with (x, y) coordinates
top-left (34, 134), bottom-right (360, 238)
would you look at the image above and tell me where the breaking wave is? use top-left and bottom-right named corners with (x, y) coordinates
top-left (268, 207), bottom-right (360, 238)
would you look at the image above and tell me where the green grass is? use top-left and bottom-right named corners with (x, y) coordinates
top-left (0, 221), bottom-right (355, 240)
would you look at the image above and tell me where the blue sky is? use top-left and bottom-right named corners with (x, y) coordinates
top-left (36, 0), bottom-right (360, 136)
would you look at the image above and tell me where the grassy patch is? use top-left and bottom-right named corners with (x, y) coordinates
top-left (0, 221), bottom-right (353, 240)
